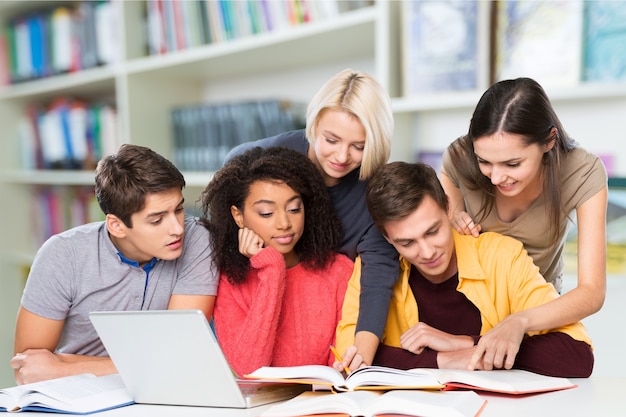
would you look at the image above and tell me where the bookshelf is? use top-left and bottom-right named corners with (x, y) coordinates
top-left (0, 0), bottom-right (625, 387)
top-left (0, 0), bottom-right (390, 387)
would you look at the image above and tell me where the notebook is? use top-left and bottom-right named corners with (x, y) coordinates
top-left (89, 310), bottom-right (308, 408)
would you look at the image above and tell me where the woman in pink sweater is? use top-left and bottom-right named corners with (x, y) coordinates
top-left (199, 146), bottom-right (354, 377)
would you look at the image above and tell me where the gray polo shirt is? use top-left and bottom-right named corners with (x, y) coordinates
top-left (21, 215), bottom-right (217, 356)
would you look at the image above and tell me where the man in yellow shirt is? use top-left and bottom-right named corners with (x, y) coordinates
top-left (335, 162), bottom-right (593, 377)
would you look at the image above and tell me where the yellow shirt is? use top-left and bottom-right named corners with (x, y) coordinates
top-left (336, 230), bottom-right (591, 353)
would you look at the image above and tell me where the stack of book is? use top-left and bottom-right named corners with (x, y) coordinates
top-left (18, 98), bottom-right (119, 171)
top-left (171, 99), bottom-right (305, 171)
top-left (145, 0), bottom-right (368, 55)
top-left (0, 1), bottom-right (117, 84)
top-left (247, 365), bottom-right (577, 417)
top-left (0, 374), bottom-right (132, 414)
top-left (31, 186), bottom-right (104, 247)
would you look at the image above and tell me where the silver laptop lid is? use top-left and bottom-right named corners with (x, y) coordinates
top-left (89, 310), bottom-right (248, 408)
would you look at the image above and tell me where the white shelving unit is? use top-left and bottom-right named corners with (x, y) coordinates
top-left (1, 0), bottom-right (625, 386)
top-left (0, 0), bottom-right (390, 387)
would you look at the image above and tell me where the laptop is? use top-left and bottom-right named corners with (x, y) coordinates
top-left (89, 310), bottom-right (308, 408)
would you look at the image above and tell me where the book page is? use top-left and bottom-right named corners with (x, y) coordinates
top-left (3, 374), bottom-right (132, 413)
top-left (0, 388), bottom-right (20, 411)
top-left (431, 369), bottom-right (575, 394)
top-left (261, 390), bottom-right (486, 417)
top-left (245, 365), bottom-right (346, 387)
top-left (260, 391), bottom-right (381, 417)
top-left (366, 390), bottom-right (486, 417)
top-left (345, 366), bottom-right (443, 391)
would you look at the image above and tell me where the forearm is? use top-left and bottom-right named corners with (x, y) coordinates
top-left (353, 331), bottom-right (379, 366)
top-left (513, 333), bottom-right (593, 378)
top-left (511, 285), bottom-right (604, 334)
top-left (215, 289), bottom-right (284, 376)
top-left (58, 354), bottom-right (117, 373)
top-left (12, 350), bottom-right (116, 385)
top-left (215, 255), bottom-right (287, 375)
top-left (354, 230), bottom-right (399, 338)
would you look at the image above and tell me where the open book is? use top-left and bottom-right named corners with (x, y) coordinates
top-left (246, 365), bottom-right (445, 391)
top-left (0, 373), bottom-right (133, 414)
top-left (260, 390), bottom-right (487, 417)
top-left (245, 365), bottom-right (577, 394)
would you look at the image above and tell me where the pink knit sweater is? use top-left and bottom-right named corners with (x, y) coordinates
top-left (214, 246), bottom-right (354, 377)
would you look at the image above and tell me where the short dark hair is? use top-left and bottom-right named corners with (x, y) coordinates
top-left (95, 144), bottom-right (185, 227)
top-left (200, 146), bottom-right (343, 284)
top-left (366, 162), bottom-right (448, 236)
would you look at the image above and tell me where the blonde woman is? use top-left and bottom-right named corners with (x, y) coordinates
top-left (226, 69), bottom-right (397, 368)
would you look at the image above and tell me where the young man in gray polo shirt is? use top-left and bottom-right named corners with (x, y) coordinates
top-left (10, 144), bottom-right (218, 385)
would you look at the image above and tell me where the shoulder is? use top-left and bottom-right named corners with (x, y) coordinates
top-left (183, 215), bottom-right (209, 236)
top-left (329, 253), bottom-right (355, 272)
top-left (181, 216), bottom-right (210, 251)
top-left (37, 222), bottom-right (106, 255)
top-left (440, 146), bottom-right (458, 181)
top-left (456, 230), bottom-right (525, 258)
top-left (561, 146), bottom-right (608, 200)
top-left (562, 147), bottom-right (606, 178)
top-left (455, 230), bottom-right (530, 278)
top-left (224, 129), bottom-right (308, 161)
top-left (476, 231), bottom-right (524, 250)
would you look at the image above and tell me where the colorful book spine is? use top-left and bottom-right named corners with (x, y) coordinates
top-left (144, 0), bottom-right (349, 55)
top-left (19, 98), bottom-right (118, 170)
top-left (32, 186), bottom-right (104, 246)
top-left (0, 1), bottom-right (118, 84)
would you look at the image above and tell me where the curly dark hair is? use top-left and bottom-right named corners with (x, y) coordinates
top-left (199, 146), bottom-right (344, 284)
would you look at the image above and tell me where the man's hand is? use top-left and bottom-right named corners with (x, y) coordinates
top-left (467, 314), bottom-right (527, 371)
top-left (400, 322), bottom-right (474, 354)
top-left (437, 347), bottom-right (479, 370)
top-left (11, 349), bottom-right (66, 385)
top-left (11, 349), bottom-right (116, 385)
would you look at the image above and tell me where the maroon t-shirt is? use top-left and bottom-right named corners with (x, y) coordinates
top-left (372, 266), bottom-right (593, 378)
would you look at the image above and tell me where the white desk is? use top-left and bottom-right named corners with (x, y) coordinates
top-left (20, 377), bottom-right (626, 417)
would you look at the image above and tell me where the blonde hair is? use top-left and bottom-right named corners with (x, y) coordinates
top-left (305, 69), bottom-right (393, 179)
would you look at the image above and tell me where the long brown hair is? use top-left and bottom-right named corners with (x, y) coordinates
top-left (448, 78), bottom-right (576, 240)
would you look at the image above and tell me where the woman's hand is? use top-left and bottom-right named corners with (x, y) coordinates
top-left (467, 314), bottom-right (527, 371)
top-left (237, 227), bottom-right (264, 258)
top-left (450, 211), bottom-right (481, 237)
top-left (332, 345), bottom-right (367, 375)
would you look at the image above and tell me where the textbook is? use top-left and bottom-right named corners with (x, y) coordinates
top-left (245, 365), bottom-right (577, 395)
top-left (259, 390), bottom-right (487, 417)
top-left (0, 373), bottom-right (133, 414)
top-left (246, 365), bottom-right (445, 391)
